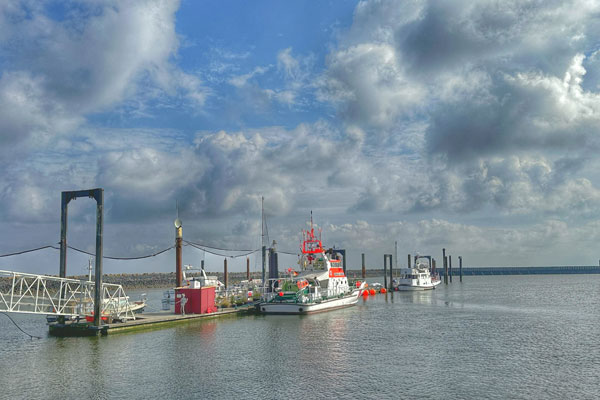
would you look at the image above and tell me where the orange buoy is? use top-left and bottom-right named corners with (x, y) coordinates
top-left (278, 291), bottom-right (284, 297)
top-left (369, 289), bottom-right (376, 296)
top-left (381, 288), bottom-right (387, 294)
top-left (355, 281), bottom-right (362, 288)
top-left (362, 290), bottom-right (369, 297)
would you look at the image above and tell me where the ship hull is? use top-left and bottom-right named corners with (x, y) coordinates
top-left (258, 291), bottom-right (360, 314)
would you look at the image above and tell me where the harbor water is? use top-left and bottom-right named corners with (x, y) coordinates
top-left (1, 274), bottom-right (599, 399)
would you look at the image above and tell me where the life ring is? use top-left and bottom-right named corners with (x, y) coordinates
top-left (297, 279), bottom-right (309, 290)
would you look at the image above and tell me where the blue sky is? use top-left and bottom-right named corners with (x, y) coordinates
top-left (2, 0), bottom-right (600, 276)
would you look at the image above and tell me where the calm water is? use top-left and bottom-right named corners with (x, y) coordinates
top-left (1, 275), bottom-right (599, 399)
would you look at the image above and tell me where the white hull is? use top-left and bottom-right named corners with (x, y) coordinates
top-left (259, 291), bottom-right (360, 315)
top-left (396, 284), bottom-right (435, 291)
top-left (396, 279), bottom-right (441, 291)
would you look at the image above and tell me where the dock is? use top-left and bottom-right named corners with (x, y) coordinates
top-left (48, 306), bottom-right (256, 337)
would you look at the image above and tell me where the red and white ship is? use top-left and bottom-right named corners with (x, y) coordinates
top-left (259, 215), bottom-right (365, 314)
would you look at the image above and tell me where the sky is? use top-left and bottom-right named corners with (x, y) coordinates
top-left (2, 0), bottom-right (600, 276)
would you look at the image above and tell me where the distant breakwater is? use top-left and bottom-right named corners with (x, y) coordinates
top-left (1, 266), bottom-right (599, 292)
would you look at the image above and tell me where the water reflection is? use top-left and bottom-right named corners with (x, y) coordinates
top-left (1, 275), bottom-right (599, 399)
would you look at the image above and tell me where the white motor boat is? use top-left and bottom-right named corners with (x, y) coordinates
top-left (394, 255), bottom-right (441, 291)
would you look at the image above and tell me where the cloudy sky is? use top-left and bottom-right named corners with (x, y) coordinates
top-left (2, 0), bottom-right (600, 275)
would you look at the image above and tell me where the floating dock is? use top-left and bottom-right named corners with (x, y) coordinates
top-left (48, 306), bottom-right (255, 337)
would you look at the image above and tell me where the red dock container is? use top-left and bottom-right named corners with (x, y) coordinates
top-left (174, 286), bottom-right (216, 315)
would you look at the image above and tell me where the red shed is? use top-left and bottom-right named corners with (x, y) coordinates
top-left (175, 286), bottom-right (216, 314)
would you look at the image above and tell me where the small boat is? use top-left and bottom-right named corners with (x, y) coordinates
top-left (182, 265), bottom-right (225, 290)
top-left (258, 215), bottom-right (366, 314)
top-left (394, 255), bottom-right (441, 291)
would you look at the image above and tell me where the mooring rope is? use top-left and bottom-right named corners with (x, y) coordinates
top-left (183, 241), bottom-right (260, 258)
top-left (0, 244), bottom-right (174, 260)
top-left (1, 312), bottom-right (42, 340)
top-left (66, 245), bottom-right (174, 260)
top-left (0, 245), bottom-right (59, 257)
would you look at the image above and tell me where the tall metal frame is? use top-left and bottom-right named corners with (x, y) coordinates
top-left (59, 189), bottom-right (103, 327)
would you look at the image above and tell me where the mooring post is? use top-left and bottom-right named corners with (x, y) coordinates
top-left (201, 260), bottom-right (204, 270)
top-left (59, 192), bottom-right (68, 279)
top-left (261, 245), bottom-right (266, 288)
top-left (175, 221), bottom-right (182, 288)
top-left (361, 253), bottom-right (366, 279)
top-left (93, 189), bottom-right (103, 328)
top-left (449, 255), bottom-right (453, 283)
top-left (408, 254), bottom-right (411, 268)
top-left (432, 258), bottom-right (436, 277)
top-left (223, 258), bottom-right (228, 290)
top-left (58, 192), bottom-right (69, 325)
top-left (389, 254), bottom-right (393, 290)
top-left (246, 257), bottom-right (250, 281)
top-left (459, 256), bottom-right (463, 282)
top-left (443, 248), bottom-right (448, 284)
top-left (383, 255), bottom-right (388, 289)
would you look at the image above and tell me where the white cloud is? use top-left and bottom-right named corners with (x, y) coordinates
top-left (0, 0), bottom-right (206, 150)
top-left (325, 217), bottom-right (600, 266)
top-left (320, 43), bottom-right (425, 127)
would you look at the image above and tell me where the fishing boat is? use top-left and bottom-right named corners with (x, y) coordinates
top-left (258, 215), bottom-right (365, 314)
top-left (393, 255), bottom-right (441, 291)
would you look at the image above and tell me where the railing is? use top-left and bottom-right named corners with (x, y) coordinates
top-left (0, 269), bottom-right (136, 321)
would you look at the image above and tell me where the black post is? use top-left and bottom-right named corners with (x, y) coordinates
top-left (449, 255), bottom-right (453, 283)
top-left (175, 225), bottom-right (182, 288)
top-left (224, 258), bottom-right (228, 289)
top-left (268, 246), bottom-right (279, 292)
top-left (383, 255), bottom-right (388, 290)
top-left (389, 255), bottom-right (393, 290)
top-left (459, 256), bottom-right (463, 282)
top-left (443, 248), bottom-right (448, 284)
top-left (361, 253), bottom-right (366, 279)
top-left (93, 189), bottom-right (103, 328)
top-left (59, 192), bottom-right (68, 279)
top-left (408, 254), bottom-right (411, 268)
top-left (261, 245), bottom-right (266, 287)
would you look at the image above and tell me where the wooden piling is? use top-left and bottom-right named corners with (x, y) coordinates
top-left (449, 255), bottom-right (453, 283)
top-left (408, 254), bottom-right (411, 268)
top-left (389, 254), bottom-right (393, 290)
top-left (383, 255), bottom-right (388, 290)
top-left (361, 253), bottom-right (366, 279)
top-left (443, 248), bottom-right (448, 284)
top-left (224, 258), bottom-right (228, 289)
top-left (246, 257), bottom-right (250, 281)
top-left (459, 256), bottom-right (463, 282)
top-left (176, 228), bottom-right (182, 288)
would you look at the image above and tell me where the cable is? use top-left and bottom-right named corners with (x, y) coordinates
top-left (184, 241), bottom-right (259, 258)
top-left (0, 245), bottom-right (58, 258)
top-left (278, 250), bottom-right (299, 256)
top-left (1, 312), bottom-right (42, 340)
top-left (182, 240), bottom-right (256, 253)
top-left (0, 244), bottom-right (174, 261)
top-left (67, 245), bottom-right (174, 260)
